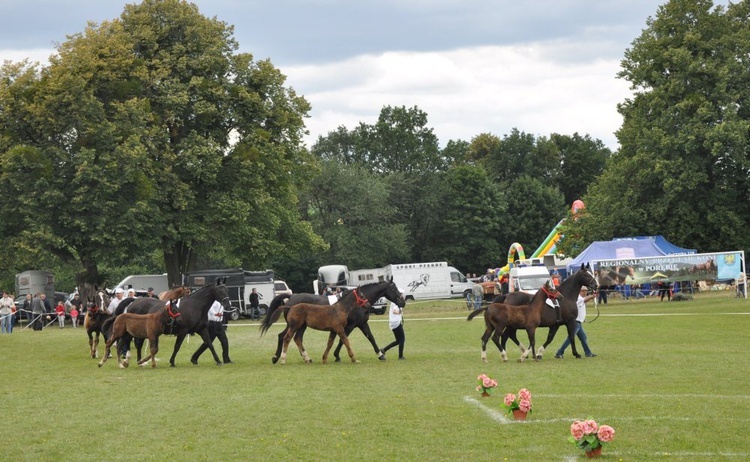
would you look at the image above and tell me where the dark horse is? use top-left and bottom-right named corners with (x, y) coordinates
top-left (98, 304), bottom-right (182, 369)
top-left (491, 264), bottom-right (599, 360)
top-left (467, 281), bottom-right (563, 362)
top-left (261, 280), bottom-right (405, 364)
top-left (276, 288), bottom-right (371, 365)
top-left (102, 279), bottom-right (231, 367)
top-left (598, 266), bottom-right (634, 286)
top-left (84, 289), bottom-right (112, 359)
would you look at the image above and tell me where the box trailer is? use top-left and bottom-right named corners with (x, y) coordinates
top-left (15, 270), bottom-right (55, 300)
top-left (182, 268), bottom-right (291, 321)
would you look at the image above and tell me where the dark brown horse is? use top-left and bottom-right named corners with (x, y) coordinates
top-left (277, 288), bottom-right (371, 365)
top-left (598, 266), bottom-right (634, 286)
top-left (84, 289), bottom-right (112, 358)
top-left (97, 303), bottom-right (182, 369)
top-left (467, 281), bottom-right (563, 362)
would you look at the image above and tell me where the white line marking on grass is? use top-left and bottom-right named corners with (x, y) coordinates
top-left (463, 396), bottom-right (512, 424)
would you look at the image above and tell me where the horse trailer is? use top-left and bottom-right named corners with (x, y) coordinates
top-left (182, 268), bottom-right (291, 321)
top-left (15, 270), bottom-right (55, 299)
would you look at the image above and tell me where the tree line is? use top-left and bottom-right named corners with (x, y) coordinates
top-left (1, 0), bottom-right (747, 296)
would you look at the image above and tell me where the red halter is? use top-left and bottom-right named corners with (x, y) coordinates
top-left (167, 303), bottom-right (181, 319)
top-left (541, 285), bottom-right (560, 299)
top-left (353, 289), bottom-right (369, 308)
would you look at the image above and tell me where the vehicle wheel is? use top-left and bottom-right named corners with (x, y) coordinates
top-left (257, 305), bottom-right (268, 316)
top-left (229, 310), bottom-right (240, 321)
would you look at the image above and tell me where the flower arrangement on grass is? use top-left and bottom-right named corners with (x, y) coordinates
top-left (503, 388), bottom-right (532, 415)
top-left (569, 418), bottom-right (615, 453)
top-left (476, 374), bottom-right (498, 396)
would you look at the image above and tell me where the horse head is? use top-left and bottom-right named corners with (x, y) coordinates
top-left (581, 263), bottom-right (599, 292)
top-left (87, 289), bottom-right (110, 314)
top-left (383, 280), bottom-right (406, 308)
top-left (213, 278), bottom-right (232, 311)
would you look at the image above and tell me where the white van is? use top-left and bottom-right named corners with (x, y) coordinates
top-left (115, 274), bottom-right (169, 294)
top-left (508, 260), bottom-right (553, 294)
top-left (384, 262), bottom-right (471, 300)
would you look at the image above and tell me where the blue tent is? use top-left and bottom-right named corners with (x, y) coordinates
top-left (614, 235), bottom-right (696, 255)
top-left (567, 236), bottom-right (695, 273)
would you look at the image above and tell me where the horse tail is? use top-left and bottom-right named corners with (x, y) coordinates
top-left (467, 307), bottom-right (488, 321)
top-left (260, 294), bottom-right (290, 336)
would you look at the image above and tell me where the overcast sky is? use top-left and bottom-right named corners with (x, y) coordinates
top-left (0, 1), bottom-right (697, 151)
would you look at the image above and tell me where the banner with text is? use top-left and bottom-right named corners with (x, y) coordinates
top-left (594, 251), bottom-right (745, 285)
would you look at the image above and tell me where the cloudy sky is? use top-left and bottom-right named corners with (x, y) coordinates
top-left (0, 1), bottom-right (694, 151)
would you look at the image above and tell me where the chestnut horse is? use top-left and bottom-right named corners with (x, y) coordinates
top-left (98, 303), bottom-right (182, 369)
top-left (467, 281), bottom-right (563, 362)
top-left (276, 288), bottom-right (371, 365)
top-left (159, 286), bottom-right (190, 301)
top-left (84, 289), bottom-right (112, 358)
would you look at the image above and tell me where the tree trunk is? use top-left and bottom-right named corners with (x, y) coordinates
top-left (76, 256), bottom-right (104, 305)
top-left (163, 240), bottom-right (197, 288)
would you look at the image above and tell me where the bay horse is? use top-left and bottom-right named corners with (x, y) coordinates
top-left (261, 280), bottom-right (405, 364)
top-left (97, 303), bottom-right (182, 369)
top-left (490, 264), bottom-right (599, 360)
top-left (84, 289), bottom-right (112, 358)
top-left (102, 278), bottom-right (231, 367)
top-left (467, 281), bottom-right (564, 362)
top-left (276, 288), bottom-right (371, 365)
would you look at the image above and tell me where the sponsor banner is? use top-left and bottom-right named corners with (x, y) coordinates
top-left (594, 252), bottom-right (744, 284)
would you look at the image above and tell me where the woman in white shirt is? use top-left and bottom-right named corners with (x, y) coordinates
top-left (380, 301), bottom-right (406, 360)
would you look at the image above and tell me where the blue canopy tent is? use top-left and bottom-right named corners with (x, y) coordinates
top-left (614, 235), bottom-right (696, 255)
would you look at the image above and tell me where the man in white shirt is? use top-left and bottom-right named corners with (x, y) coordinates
top-left (0, 291), bottom-right (15, 334)
top-left (554, 288), bottom-right (597, 359)
top-left (107, 288), bottom-right (125, 315)
top-left (190, 300), bottom-right (232, 365)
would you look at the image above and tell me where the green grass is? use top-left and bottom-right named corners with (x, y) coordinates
top-left (2, 292), bottom-right (749, 461)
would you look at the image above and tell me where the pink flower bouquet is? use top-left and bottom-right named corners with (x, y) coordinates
top-left (476, 374), bottom-right (498, 395)
top-left (503, 388), bottom-right (532, 414)
top-left (569, 418), bottom-right (615, 452)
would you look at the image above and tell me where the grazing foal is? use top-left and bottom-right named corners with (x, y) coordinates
top-left (98, 304), bottom-right (181, 369)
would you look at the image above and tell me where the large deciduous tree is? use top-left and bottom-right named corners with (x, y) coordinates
top-left (0, 0), bottom-right (324, 297)
top-left (560, 0), bottom-right (750, 256)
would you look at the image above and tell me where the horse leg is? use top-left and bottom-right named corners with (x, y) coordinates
top-left (322, 332), bottom-right (337, 364)
top-left (494, 329), bottom-right (508, 362)
top-left (292, 330), bottom-right (312, 364)
top-left (273, 326), bottom-right (289, 364)
top-left (98, 334), bottom-right (120, 368)
top-left (520, 328), bottom-right (536, 362)
top-left (538, 325), bottom-right (561, 360)
top-left (507, 328), bottom-right (527, 354)
top-left (279, 329), bottom-right (294, 365)
top-left (88, 331), bottom-right (97, 358)
top-left (336, 328), bottom-right (357, 363)
top-left (196, 327), bottom-right (222, 366)
top-left (169, 332), bottom-right (187, 367)
top-left (149, 337), bottom-right (159, 368)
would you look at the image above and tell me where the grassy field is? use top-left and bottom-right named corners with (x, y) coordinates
top-left (2, 292), bottom-right (749, 461)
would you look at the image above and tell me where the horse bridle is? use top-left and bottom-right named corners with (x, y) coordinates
top-left (541, 285), bottom-right (561, 300)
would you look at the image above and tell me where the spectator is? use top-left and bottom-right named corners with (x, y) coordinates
top-left (55, 300), bottom-right (66, 328)
top-left (70, 305), bottom-right (79, 328)
top-left (69, 293), bottom-right (83, 326)
top-left (147, 287), bottom-right (159, 299)
top-left (107, 288), bottom-right (125, 314)
top-left (249, 288), bottom-right (260, 319)
top-left (0, 291), bottom-right (14, 334)
top-left (471, 282), bottom-right (483, 311)
top-left (22, 294), bottom-right (33, 326)
top-left (31, 293), bottom-right (46, 331)
top-left (658, 281), bottom-right (671, 301)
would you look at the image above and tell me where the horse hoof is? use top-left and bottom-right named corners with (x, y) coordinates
top-left (190, 358), bottom-right (198, 365)
top-left (334, 357), bottom-right (341, 362)
top-left (378, 355), bottom-right (386, 361)
top-left (482, 358), bottom-right (488, 364)
top-left (170, 363), bottom-right (176, 368)
top-left (535, 355), bottom-right (542, 360)
top-left (271, 356), bottom-right (279, 364)
top-left (119, 364), bottom-right (126, 369)
top-left (216, 362), bottom-right (223, 366)
top-left (97, 362), bottom-right (103, 368)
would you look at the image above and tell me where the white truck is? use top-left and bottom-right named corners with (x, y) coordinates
top-left (183, 268), bottom-right (292, 321)
top-left (384, 262), bottom-right (471, 301)
top-left (508, 259), bottom-right (554, 294)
